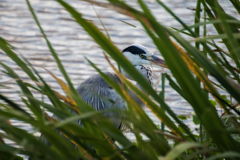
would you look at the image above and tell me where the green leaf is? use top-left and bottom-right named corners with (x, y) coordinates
top-left (220, 95), bottom-right (231, 104)
top-left (209, 100), bottom-right (217, 106)
top-left (178, 115), bottom-right (188, 121)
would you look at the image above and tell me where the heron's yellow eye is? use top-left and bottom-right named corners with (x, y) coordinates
top-left (139, 54), bottom-right (144, 58)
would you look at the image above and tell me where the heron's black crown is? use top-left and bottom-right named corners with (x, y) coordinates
top-left (122, 45), bottom-right (146, 55)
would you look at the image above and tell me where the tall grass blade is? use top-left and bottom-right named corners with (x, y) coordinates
top-left (0, 38), bottom-right (39, 82)
top-left (230, 0), bottom-right (240, 14)
top-left (0, 62), bottom-right (42, 119)
top-left (0, 94), bottom-right (30, 117)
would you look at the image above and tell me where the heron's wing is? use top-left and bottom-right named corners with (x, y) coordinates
top-left (76, 72), bottom-right (126, 128)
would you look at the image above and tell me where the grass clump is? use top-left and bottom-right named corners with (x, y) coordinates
top-left (1, 0), bottom-right (240, 159)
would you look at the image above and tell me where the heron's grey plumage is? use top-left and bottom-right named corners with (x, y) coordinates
top-left (76, 72), bottom-right (126, 128)
top-left (76, 44), bottom-right (156, 129)
top-left (28, 44), bottom-right (165, 160)
top-left (76, 64), bottom-right (153, 129)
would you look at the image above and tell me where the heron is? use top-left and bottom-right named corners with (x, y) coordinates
top-left (76, 44), bottom-right (166, 129)
top-left (28, 44), bottom-right (166, 160)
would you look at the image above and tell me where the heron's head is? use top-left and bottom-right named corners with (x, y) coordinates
top-left (122, 44), bottom-right (166, 67)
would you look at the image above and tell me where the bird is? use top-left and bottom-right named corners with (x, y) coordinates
top-left (76, 44), bottom-right (166, 129)
top-left (28, 44), bottom-right (166, 160)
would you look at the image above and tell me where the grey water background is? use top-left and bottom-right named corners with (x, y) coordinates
top-left (0, 0), bottom-right (237, 159)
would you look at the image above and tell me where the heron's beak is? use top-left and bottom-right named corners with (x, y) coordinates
top-left (147, 55), bottom-right (167, 68)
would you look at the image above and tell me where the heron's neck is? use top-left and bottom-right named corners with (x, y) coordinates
top-left (136, 65), bottom-right (153, 93)
top-left (122, 65), bottom-right (153, 92)
top-left (121, 65), bottom-right (153, 107)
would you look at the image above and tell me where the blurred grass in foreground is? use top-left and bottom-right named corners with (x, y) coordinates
top-left (1, 0), bottom-right (240, 159)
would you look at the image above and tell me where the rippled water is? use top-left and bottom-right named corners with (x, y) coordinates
top-left (0, 0), bottom-right (237, 159)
